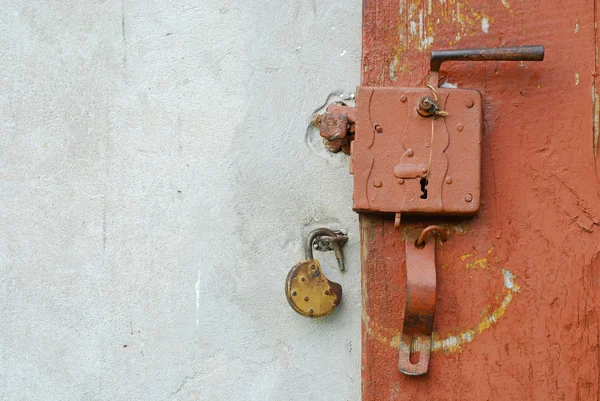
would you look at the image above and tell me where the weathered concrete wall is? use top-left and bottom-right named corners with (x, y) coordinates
top-left (0, 1), bottom-right (362, 399)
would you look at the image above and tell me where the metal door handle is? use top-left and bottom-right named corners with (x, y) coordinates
top-left (429, 45), bottom-right (544, 85)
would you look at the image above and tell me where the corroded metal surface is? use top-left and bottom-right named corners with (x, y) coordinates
top-left (285, 259), bottom-right (342, 318)
top-left (429, 45), bottom-right (545, 84)
top-left (318, 104), bottom-right (356, 154)
top-left (285, 228), bottom-right (347, 318)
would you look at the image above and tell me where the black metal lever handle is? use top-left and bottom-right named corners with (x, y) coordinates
top-left (430, 45), bottom-right (545, 74)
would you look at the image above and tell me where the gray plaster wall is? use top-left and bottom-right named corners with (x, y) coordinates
top-left (0, 1), bottom-right (362, 400)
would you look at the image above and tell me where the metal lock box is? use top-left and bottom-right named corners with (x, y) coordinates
top-left (351, 86), bottom-right (482, 216)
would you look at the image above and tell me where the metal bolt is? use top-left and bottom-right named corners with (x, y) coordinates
top-left (300, 277), bottom-right (306, 282)
top-left (456, 123), bottom-right (464, 132)
top-left (324, 290), bottom-right (330, 295)
top-left (418, 96), bottom-right (437, 117)
top-left (310, 265), bottom-right (316, 270)
top-left (406, 149), bottom-right (413, 156)
top-left (465, 193), bottom-right (473, 202)
top-left (397, 178), bottom-right (405, 184)
top-left (374, 124), bottom-right (383, 133)
top-left (308, 309), bottom-right (314, 315)
top-left (304, 296), bottom-right (309, 302)
top-left (400, 94), bottom-right (407, 102)
top-left (421, 166), bottom-right (428, 174)
top-left (425, 143), bottom-right (430, 148)
top-left (445, 177), bottom-right (453, 184)
top-left (373, 179), bottom-right (382, 188)
top-left (465, 98), bottom-right (475, 108)
top-left (292, 291), bottom-right (297, 296)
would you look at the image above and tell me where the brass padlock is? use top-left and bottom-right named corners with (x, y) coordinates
top-left (285, 228), bottom-right (347, 318)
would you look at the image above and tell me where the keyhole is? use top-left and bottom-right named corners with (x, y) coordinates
top-left (420, 178), bottom-right (428, 199)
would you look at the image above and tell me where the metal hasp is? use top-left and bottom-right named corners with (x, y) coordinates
top-left (350, 45), bottom-right (544, 219)
top-left (398, 226), bottom-right (447, 376)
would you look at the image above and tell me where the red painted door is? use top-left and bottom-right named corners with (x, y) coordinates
top-left (360, 1), bottom-right (600, 400)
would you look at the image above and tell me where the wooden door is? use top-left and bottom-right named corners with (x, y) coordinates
top-left (360, 1), bottom-right (600, 400)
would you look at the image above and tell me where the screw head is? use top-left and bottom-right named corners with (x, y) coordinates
top-left (397, 178), bottom-right (405, 184)
top-left (304, 296), bottom-right (309, 302)
top-left (310, 265), bottom-right (316, 270)
top-left (465, 98), bottom-right (475, 108)
top-left (445, 177), bottom-right (453, 184)
top-left (465, 193), bottom-right (473, 202)
top-left (406, 149), bottom-right (414, 156)
top-left (456, 123), bottom-right (464, 132)
top-left (374, 124), bottom-right (383, 133)
top-left (373, 179), bottom-right (382, 188)
top-left (308, 309), bottom-right (314, 315)
top-left (291, 291), bottom-right (297, 296)
top-left (421, 166), bottom-right (428, 174)
top-left (400, 94), bottom-right (407, 102)
top-left (324, 289), bottom-right (330, 295)
top-left (300, 276), bottom-right (306, 282)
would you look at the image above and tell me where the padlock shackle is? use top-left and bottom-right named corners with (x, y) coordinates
top-left (304, 228), bottom-right (348, 271)
top-left (304, 228), bottom-right (338, 260)
top-left (429, 45), bottom-right (544, 85)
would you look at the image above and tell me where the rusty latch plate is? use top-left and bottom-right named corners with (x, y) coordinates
top-left (351, 87), bottom-right (482, 216)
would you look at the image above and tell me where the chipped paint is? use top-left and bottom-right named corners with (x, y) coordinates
top-left (392, 0), bottom-right (494, 79)
top-left (501, 0), bottom-right (511, 9)
top-left (389, 59), bottom-right (397, 82)
top-left (459, 253), bottom-right (473, 261)
top-left (502, 268), bottom-right (520, 292)
top-left (575, 20), bottom-right (580, 33)
top-left (482, 17), bottom-right (489, 33)
top-left (593, 87), bottom-right (599, 157)
top-left (431, 268), bottom-right (520, 352)
top-left (575, 72), bottom-right (580, 86)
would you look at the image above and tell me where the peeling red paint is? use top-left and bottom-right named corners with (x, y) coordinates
top-left (361, 1), bottom-right (600, 400)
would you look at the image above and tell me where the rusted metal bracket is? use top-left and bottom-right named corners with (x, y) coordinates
top-left (313, 103), bottom-right (356, 154)
top-left (398, 226), bottom-right (446, 376)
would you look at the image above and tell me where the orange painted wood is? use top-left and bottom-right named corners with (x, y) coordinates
top-left (360, 1), bottom-right (600, 400)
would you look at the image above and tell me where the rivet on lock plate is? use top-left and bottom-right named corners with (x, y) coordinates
top-left (285, 228), bottom-right (348, 318)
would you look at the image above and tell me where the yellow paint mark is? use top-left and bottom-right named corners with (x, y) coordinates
top-left (466, 258), bottom-right (488, 269)
top-left (487, 246), bottom-right (495, 255)
top-left (459, 253), bottom-right (473, 261)
top-left (432, 268), bottom-right (520, 352)
top-left (593, 87), bottom-right (599, 158)
top-left (575, 73), bottom-right (580, 86)
top-left (363, 245), bottom-right (522, 355)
